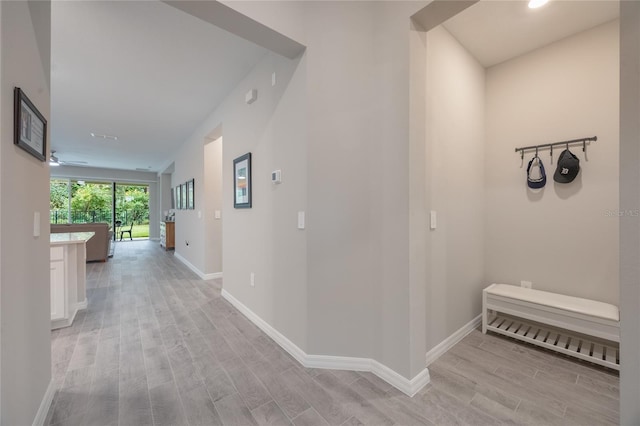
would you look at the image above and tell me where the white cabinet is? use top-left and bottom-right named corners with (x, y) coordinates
top-left (50, 232), bottom-right (93, 329)
top-left (50, 246), bottom-right (65, 321)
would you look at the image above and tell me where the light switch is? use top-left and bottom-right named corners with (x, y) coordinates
top-left (297, 211), bottom-right (305, 230)
top-left (197, 210), bottom-right (202, 219)
top-left (214, 210), bottom-right (221, 219)
top-left (429, 211), bottom-right (437, 230)
top-left (33, 211), bottom-right (40, 237)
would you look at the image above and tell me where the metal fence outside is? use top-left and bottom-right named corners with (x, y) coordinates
top-left (50, 209), bottom-right (149, 225)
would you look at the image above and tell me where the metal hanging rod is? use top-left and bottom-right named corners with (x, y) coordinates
top-left (515, 136), bottom-right (597, 159)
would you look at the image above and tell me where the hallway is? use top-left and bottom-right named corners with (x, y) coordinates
top-left (46, 241), bottom-right (619, 426)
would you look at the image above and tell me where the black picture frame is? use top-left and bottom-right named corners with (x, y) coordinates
top-left (181, 183), bottom-right (187, 209)
top-left (176, 185), bottom-right (182, 209)
top-left (233, 153), bottom-right (252, 208)
top-left (185, 181), bottom-right (190, 210)
top-left (14, 87), bottom-right (47, 162)
top-left (187, 179), bottom-right (195, 210)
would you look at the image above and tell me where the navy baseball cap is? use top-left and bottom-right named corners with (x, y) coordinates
top-left (527, 156), bottom-right (546, 189)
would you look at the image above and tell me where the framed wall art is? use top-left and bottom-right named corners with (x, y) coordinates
top-left (181, 183), bottom-right (187, 209)
top-left (187, 179), bottom-right (194, 210)
top-left (233, 153), bottom-right (252, 208)
top-left (14, 87), bottom-right (47, 162)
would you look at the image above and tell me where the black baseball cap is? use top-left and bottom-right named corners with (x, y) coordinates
top-left (554, 149), bottom-right (580, 183)
top-left (527, 156), bottom-right (546, 189)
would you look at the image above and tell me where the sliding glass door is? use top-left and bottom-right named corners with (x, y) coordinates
top-left (50, 179), bottom-right (150, 240)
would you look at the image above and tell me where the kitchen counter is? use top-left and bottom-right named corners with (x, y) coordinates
top-left (50, 231), bottom-right (95, 245)
top-left (50, 232), bottom-right (94, 329)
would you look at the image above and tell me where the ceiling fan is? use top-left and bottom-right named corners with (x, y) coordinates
top-left (49, 150), bottom-right (88, 167)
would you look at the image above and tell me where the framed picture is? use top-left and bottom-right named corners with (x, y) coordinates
top-left (233, 153), bottom-right (252, 208)
top-left (14, 87), bottom-right (47, 162)
top-left (181, 183), bottom-right (187, 209)
top-left (176, 185), bottom-right (182, 209)
top-left (185, 180), bottom-right (190, 209)
top-left (187, 179), bottom-right (195, 210)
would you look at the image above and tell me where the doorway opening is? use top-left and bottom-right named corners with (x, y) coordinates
top-left (114, 183), bottom-right (150, 240)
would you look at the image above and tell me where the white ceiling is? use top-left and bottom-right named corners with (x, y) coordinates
top-left (51, 1), bottom-right (268, 172)
top-left (442, 0), bottom-right (619, 68)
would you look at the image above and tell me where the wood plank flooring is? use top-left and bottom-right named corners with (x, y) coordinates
top-left (46, 241), bottom-right (619, 425)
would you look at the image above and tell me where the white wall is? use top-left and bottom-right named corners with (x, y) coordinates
top-left (1, 1), bottom-right (52, 424)
top-left (485, 20), bottom-right (619, 304)
top-left (619, 3), bottom-right (640, 423)
top-left (204, 137), bottom-right (222, 275)
top-left (159, 173), bottom-right (172, 213)
top-left (171, 51), bottom-right (309, 348)
top-left (409, 18), bottom-right (429, 377)
top-left (173, 0), bottom-right (432, 380)
top-left (423, 26), bottom-right (486, 349)
top-left (303, 0), bottom-right (378, 364)
top-left (0, 3), bottom-right (3, 418)
top-left (172, 142), bottom-right (204, 272)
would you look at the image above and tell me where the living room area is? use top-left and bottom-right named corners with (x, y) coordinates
top-left (49, 173), bottom-right (156, 262)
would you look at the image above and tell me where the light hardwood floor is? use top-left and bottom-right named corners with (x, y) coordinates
top-left (46, 240), bottom-right (619, 426)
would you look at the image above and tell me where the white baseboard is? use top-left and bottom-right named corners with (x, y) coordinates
top-left (51, 317), bottom-right (72, 330)
top-left (221, 289), bottom-right (430, 397)
top-left (32, 379), bottom-right (55, 426)
top-left (174, 252), bottom-right (222, 281)
top-left (305, 354), bottom-right (372, 371)
top-left (173, 252), bottom-right (207, 279)
top-left (425, 314), bottom-right (481, 366)
top-left (222, 289), bottom-right (307, 365)
top-left (203, 272), bottom-right (223, 280)
top-left (51, 301), bottom-right (88, 330)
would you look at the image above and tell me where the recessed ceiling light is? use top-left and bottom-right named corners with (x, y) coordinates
top-left (90, 132), bottom-right (118, 141)
top-left (528, 0), bottom-right (549, 9)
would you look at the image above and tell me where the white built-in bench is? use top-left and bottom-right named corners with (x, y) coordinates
top-left (482, 283), bottom-right (620, 370)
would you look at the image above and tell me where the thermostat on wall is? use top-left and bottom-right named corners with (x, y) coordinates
top-left (271, 169), bottom-right (282, 184)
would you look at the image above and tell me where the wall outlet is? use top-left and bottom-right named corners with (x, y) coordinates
top-left (250, 272), bottom-right (255, 287)
top-left (245, 89), bottom-right (258, 104)
top-left (520, 280), bottom-right (532, 289)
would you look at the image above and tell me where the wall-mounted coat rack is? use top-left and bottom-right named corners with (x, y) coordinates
top-left (515, 136), bottom-right (597, 160)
